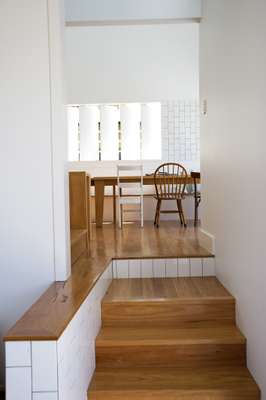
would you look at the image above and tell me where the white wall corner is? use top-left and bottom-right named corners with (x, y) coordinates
top-left (198, 228), bottom-right (215, 254)
top-left (47, 0), bottom-right (71, 281)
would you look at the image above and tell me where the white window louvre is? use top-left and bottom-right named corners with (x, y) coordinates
top-left (79, 105), bottom-right (100, 161)
top-left (100, 105), bottom-right (120, 160)
top-left (141, 103), bottom-right (162, 160)
top-left (120, 103), bottom-right (141, 160)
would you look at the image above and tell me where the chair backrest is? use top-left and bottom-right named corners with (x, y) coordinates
top-left (154, 163), bottom-right (188, 199)
top-left (117, 164), bottom-right (143, 191)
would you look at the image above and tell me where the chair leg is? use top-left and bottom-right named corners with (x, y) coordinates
top-left (194, 199), bottom-right (198, 227)
top-left (177, 200), bottom-right (184, 226)
top-left (179, 199), bottom-right (187, 228)
top-left (156, 200), bottom-right (162, 228)
top-left (154, 200), bottom-right (159, 226)
top-left (140, 196), bottom-right (144, 228)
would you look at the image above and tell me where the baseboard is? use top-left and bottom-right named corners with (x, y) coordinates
top-left (199, 228), bottom-right (215, 254)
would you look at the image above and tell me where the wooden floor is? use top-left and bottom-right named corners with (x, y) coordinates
top-left (89, 221), bottom-right (211, 259)
top-left (5, 222), bottom-right (212, 341)
top-left (88, 277), bottom-right (260, 399)
top-left (104, 277), bottom-right (231, 301)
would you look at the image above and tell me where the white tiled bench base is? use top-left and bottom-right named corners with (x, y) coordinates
top-left (5, 264), bottom-right (112, 400)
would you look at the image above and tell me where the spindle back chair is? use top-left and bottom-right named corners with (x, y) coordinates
top-left (153, 163), bottom-right (188, 227)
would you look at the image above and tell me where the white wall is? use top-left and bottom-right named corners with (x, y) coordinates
top-left (0, 0), bottom-right (69, 387)
top-left (65, 23), bottom-right (199, 104)
top-left (65, 0), bottom-right (202, 23)
top-left (200, 0), bottom-right (266, 397)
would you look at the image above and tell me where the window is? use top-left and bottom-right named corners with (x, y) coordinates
top-left (67, 102), bottom-right (162, 161)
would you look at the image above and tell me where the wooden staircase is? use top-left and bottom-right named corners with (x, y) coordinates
top-left (88, 277), bottom-right (260, 399)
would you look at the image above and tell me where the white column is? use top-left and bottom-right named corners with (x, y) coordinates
top-left (120, 104), bottom-right (141, 160)
top-left (141, 103), bottom-right (162, 160)
top-left (100, 105), bottom-right (119, 160)
top-left (79, 105), bottom-right (100, 161)
top-left (67, 106), bottom-right (79, 161)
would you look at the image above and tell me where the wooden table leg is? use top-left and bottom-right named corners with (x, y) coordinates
top-left (95, 181), bottom-right (105, 228)
top-left (113, 184), bottom-right (116, 225)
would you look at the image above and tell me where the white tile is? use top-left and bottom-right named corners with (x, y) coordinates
top-left (33, 393), bottom-right (58, 400)
top-left (178, 258), bottom-right (190, 277)
top-left (112, 260), bottom-right (117, 278)
top-left (190, 258), bottom-right (203, 277)
top-left (203, 258), bottom-right (216, 276)
top-left (129, 260), bottom-right (141, 278)
top-left (6, 341), bottom-right (31, 367)
top-left (6, 367), bottom-right (31, 400)
top-left (141, 259), bottom-right (153, 278)
top-left (153, 259), bottom-right (166, 278)
top-left (165, 259), bottom-right (178, 277)
top-left (116, 260), bottom-right (129, 278)
top-left (32, 341), bottom-right (58, 392)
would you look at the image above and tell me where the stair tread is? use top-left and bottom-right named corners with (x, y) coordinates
top-left (89, 366), bottom-right (259, 393)
top-left (96, 325), bottom-right (245, 346)
top-left (103, 277), bottom-right (234, 303)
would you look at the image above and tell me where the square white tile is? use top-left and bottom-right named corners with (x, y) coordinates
top-left (190, 258), bottom-right (203, 277)
top-left (141, 259), bottom-right (153, 278)
top-left (153, 259), bottom-right (166, 278)
top-left (203, 258), bottom-right (216, 276)
top-left (165, 259), bottom-right (178, 277)
top-left (129, 260), bottom-right (141, 278)
top-left (6, 367), bottom-right (31, 400)
top-left (6, 341), bottom-right (31, 367)
top-left (33, 393), bottom-right (58, 400)
top-left (178, 258), bottom-right (190, 277)
top-left (32, 341), bottom-right (58, 392)
top-left (116, 260), bottom-right (129, 278)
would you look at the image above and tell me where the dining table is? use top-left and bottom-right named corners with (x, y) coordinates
top-left (90, 174), bottom-right (200, 228)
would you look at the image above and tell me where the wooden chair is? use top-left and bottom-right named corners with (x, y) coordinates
top-left (153, 163), bottom-right (188, 228)
top-left (191, 171), bottom-right (201, 226)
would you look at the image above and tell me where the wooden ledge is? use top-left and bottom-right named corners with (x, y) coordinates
top-left (5, 223), bottom-right (213, 342)
top-left (5, 254), bottom-right (112, 341)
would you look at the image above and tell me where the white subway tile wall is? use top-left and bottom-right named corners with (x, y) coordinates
top-left (113, 258), bottom-right (215, 279)
top-left (161, 100), bottom-right (200, 163)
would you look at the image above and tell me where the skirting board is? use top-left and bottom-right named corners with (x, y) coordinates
top-left (198, 228), bottom-right (215, 254)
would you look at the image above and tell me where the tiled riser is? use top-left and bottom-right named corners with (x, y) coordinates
top-left (5, 264), bottom-right (113, 400)
top-left (112, 258), bottom-right (215, 279)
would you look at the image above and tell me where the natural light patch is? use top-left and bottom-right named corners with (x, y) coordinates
top-left (67, 102), bottom-right (162, 161)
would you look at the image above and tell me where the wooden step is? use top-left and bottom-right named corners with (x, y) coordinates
top-left (96, 325), bottom-right (246, 368)
top-left (102, 277), bottom-right (235, 327)
top-left (88, 366), bottom-right (260, 399)
top-left (102, 298), bottom-right (235, 328)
